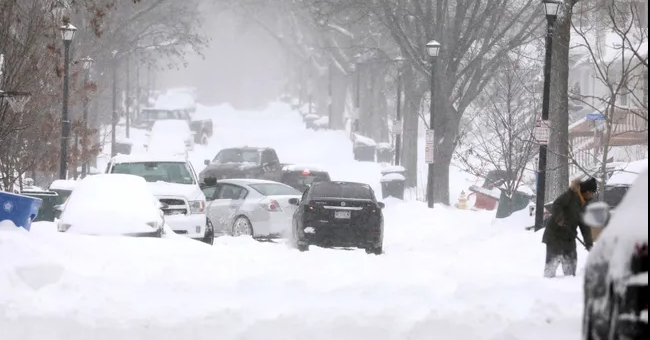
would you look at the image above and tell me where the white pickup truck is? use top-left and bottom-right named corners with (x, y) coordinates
top-left (105, 153), bottom-right (214, 244)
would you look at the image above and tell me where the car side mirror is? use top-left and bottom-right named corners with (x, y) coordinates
top-left (583, 201), bottom-right (610, 229)
top-left (377, 202), bottom-right (386, 209)
top-left (204, 159), bottom-right (210, 166)
top-left (288, 198), bottom-right (300, 206)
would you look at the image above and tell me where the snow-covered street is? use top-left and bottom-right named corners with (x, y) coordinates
top-left (1, 102), bottom-right (588, 340)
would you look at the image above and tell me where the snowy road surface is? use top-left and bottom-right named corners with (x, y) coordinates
top-left (0, 100), bottom-right (587, 340)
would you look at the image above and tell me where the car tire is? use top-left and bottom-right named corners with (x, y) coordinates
top-left (365, 244), bottom-right (383, 255)
top-left (231, 216), bottom-right (254, 237)
top-left (201, 219), bottom-right (215, 245)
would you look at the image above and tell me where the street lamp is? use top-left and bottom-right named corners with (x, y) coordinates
top-left (425, 40), bottom-right (441, 209)
top-left (80, 56), bottom-right (94, 178)
top-left (534, 0), bottom-right (561, 229)
top-left (59, 22), bottom-right (77, 180)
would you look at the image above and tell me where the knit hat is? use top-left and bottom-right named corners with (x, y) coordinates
top-left (580, 177), bottom-right (598, 193)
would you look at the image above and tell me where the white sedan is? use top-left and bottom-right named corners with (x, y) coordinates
top-left (57, 174), bottom-right (165, 237)
top-left (202, 179), bottom-right (301, 238)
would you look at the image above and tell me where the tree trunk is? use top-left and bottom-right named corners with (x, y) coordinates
top-left (546, 4), bottom-right (575, 201)
top-left (433, 102), bottom-right (460, 206)
top-left (401, 66), bottom-right (424, 188)
top-left (330, 69), bottom-right (348, 130)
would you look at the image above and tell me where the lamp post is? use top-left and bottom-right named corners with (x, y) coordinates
top-left (394, 56), bottom-right (405, 166)
top-left (425, 40), bottom-right (441, 209)
top-left (59, 22), bottom-right (77, 180)
top-left (534, 0), bottom-right (561, 229)
top-left (80, 56), bottom-right (94, 178)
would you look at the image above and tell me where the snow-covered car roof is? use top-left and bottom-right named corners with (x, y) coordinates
top-left (606, 159), bottom-right (648, 186)
top-left (588, 168), bottom-right (648, 281)
top-left (282, 164), bottom-right (328, 172)
top-left (49, 179), bottom-right (78, 191)
top-left (111, 153), bottom-right (188, 164)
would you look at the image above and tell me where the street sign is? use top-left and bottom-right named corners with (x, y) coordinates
top-left (392, 120), bottom-right (403, 134)
top-left (586, 112), bottom-right (605, 121)
top-left (425, 129), bottom-right (434, 163)
top-left (534, 119), bottom-right (550, 145)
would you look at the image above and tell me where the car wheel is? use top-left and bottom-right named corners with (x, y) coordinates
top-left (232, 216), bottom-right (253, 237)
top-left (201, 219), bottom-right (215, 245)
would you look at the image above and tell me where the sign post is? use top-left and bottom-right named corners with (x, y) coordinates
top-left (534, 119), bottom-right (550, 145)
top-left (425, 129), bottom-right (434, 163)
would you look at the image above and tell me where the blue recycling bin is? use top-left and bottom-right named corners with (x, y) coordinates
top-left (0, 191), bottom-right (43, 231)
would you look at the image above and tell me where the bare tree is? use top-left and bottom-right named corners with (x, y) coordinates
top-left (455, 50), bottom-right (541, 209)
top-left (567, 0), bottom-right (648, 196)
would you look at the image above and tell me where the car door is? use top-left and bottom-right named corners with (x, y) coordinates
top-left (209, 183), bottom-right (247, 233)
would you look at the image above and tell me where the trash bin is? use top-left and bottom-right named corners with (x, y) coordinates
top-left (495, 189), bottom-right (532, 219)
top-left (19, 191), bottom-right (59, 222)
top-left (380, 173), bottom-right (406, 200)
top-left (376, 143), bottom-right (393, 163)
top-left (304, 114), bottom-right (319, 129)
top-left (0, 191), bottom-right (43, 231)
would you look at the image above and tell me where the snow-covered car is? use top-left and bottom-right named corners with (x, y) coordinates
top-left (582, 168), bottom-right (648, 340)
top-left (147, 119), bottom-right (195, 152)
top-left (57, 174), bottom-right (165, 237)
top-left (201, 179), bottom-right (301, 238)
top-left (105, 153), bottom-right (214, 244)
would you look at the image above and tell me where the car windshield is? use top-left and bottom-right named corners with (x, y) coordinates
top-left (110, 162), bottom-right (195, 184)
top-left (212, 149), bottom-right (260, 164)
top-left (281, 172), bottom-right (329, 187)
top-left (249, 183), bottom-right (301, 196)
top-left (311, 183), bottom-right (373, 199)
top-left (140, 109), bottom-right (188, 122)
top-left (603, 185), bottom-right (629, 208)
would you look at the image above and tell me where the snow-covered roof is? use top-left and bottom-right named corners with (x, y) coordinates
top-left (282, 164), bottom-right (328, 172)
top-left (111, 153), bottom-right (187, 164)
top-left (380, 165), bottom-right (406, 175)
top-left (48, 179), bottom-right (78, 191)
top-left (571, 28), bottom-right (647, 67)
top-left (380, 173), bottom-right (406, 182)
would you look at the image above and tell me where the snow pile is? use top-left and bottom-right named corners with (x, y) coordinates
top-left (0, 221), bottom-right (66, 291)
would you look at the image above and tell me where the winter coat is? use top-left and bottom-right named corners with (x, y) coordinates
top-left (542, 179), bottom-right (594, 251)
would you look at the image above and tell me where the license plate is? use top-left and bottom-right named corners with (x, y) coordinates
top-left (334, 210), bottom-right (351, 219)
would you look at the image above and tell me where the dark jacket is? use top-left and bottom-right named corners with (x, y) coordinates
top-left (542, 179), bottom-right (594, 251)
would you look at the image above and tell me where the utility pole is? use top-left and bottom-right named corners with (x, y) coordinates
top-left (125, 54), bottom-right (131, 138)
top-left (328, 63), bottom-right (333, 129)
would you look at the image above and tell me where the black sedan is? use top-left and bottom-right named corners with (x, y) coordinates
top-left (288, 181), bottom-right (385, 254)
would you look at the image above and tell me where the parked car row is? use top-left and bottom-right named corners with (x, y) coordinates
top-left (48, 146), bottom-right (386, 255)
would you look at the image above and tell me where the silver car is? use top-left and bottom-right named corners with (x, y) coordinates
top-left (202, 179), bottom-right (302, 238)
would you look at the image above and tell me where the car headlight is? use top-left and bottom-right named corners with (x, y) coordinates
top-left (58, 223), bottom-right (71, 232)
top-left (189, 200), bottom-right (205, 214)
top-left (146, 221), bottom-right (159, 229)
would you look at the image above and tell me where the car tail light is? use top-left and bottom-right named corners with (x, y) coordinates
top-left (260, 199), bottom-right (282, 212)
